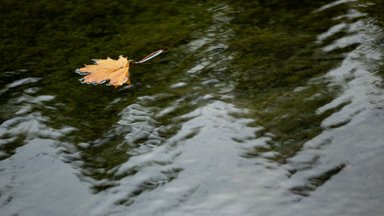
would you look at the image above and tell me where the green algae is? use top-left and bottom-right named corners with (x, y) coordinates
top-left (227, 0), bottom-right (357, 159)
top-left (0, 0), bottom-right (216, 144)
top-left (1, 0), bottom-right (384, 165)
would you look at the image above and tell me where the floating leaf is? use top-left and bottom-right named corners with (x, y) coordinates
top-left (77, 49), bottom-right (165, 88)
top-left (79, 56), bottom-right (131, 87)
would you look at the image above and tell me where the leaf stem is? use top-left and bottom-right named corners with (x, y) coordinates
top-left (134, 49), bottom-right (165, 64)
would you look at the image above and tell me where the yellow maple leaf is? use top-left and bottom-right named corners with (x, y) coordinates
top-left (79, 56), bottom-right (132, 87)
top-left (78, 50), bottom-right (165, 88)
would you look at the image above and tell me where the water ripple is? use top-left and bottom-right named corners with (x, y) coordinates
top-left (1, 1), bottom-right (384, 216)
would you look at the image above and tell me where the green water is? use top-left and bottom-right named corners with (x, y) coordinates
top-left (1, 0), bottom-right (384, 215)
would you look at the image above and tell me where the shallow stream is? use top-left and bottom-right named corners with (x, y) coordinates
top-left (1, 0), bottom-right (384, 215)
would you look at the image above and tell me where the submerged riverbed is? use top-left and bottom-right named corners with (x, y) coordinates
top-left (1, 0), bottom-right (384, 215)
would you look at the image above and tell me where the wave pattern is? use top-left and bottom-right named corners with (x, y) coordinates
top-left (1, 1), bottom-right (384, 216)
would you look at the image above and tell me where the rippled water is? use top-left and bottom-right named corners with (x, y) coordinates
top-left (1, 0), bottom-right (384, 215)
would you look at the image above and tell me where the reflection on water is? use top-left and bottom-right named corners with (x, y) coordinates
top-left (1, 0), bottom-right (384, 216)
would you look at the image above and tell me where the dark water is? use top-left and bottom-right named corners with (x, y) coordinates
top-left (1, 0), bottom-right (384, 215)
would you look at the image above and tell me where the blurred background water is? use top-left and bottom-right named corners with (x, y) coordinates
top-left (1, 0), bottom-right (384, 215)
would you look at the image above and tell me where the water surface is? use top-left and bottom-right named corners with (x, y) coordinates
top-left (1, 0), bottom-right (384, 215)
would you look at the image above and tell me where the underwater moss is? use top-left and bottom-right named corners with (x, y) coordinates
top-left (227, 0), bottom-right (354, 159)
